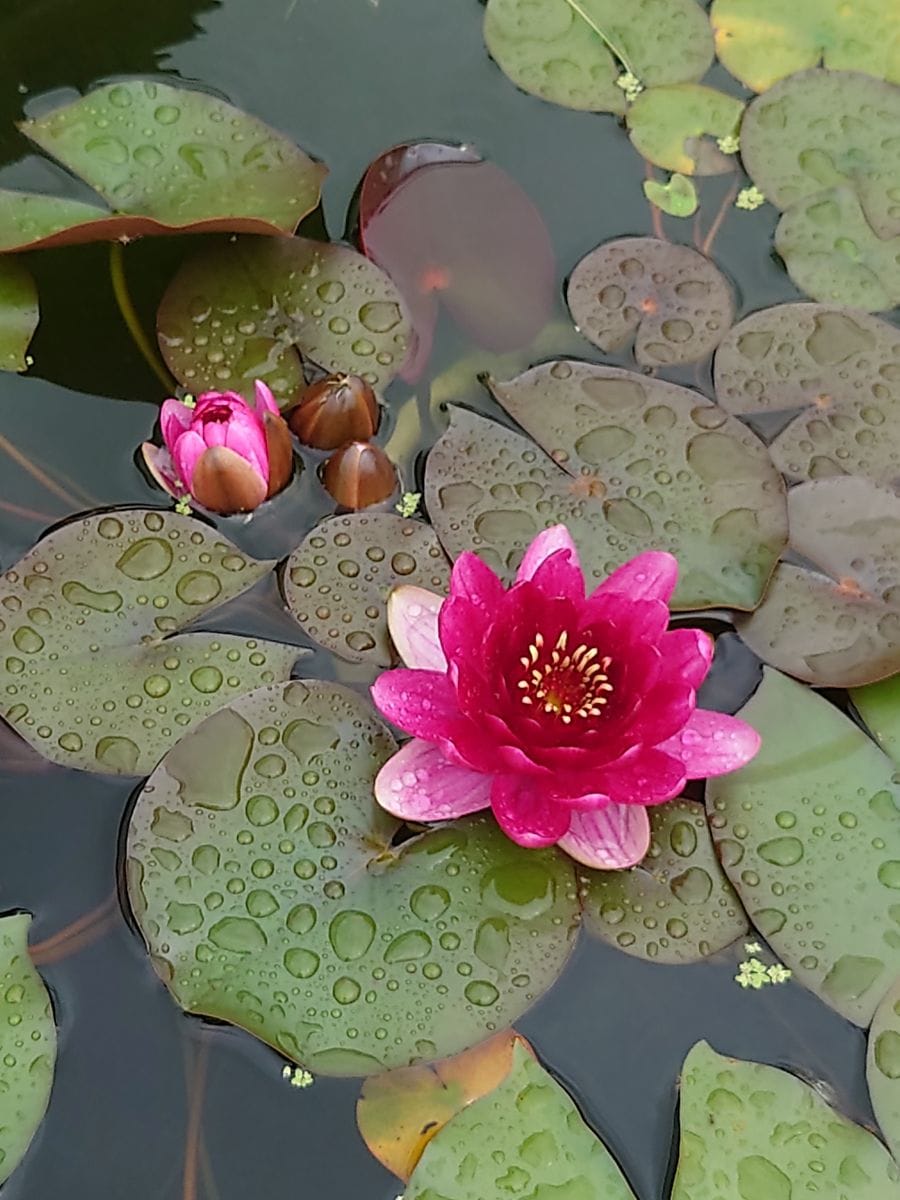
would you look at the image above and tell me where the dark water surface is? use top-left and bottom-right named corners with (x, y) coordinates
top-left (0, 1), bottom-right (872, 1196)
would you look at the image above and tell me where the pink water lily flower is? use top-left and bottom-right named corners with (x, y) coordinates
top-left (141, 381), bottom-right (293, 515)
top-left (371, 527), bottom-right (760, 870)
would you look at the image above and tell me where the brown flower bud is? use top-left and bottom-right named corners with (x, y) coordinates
top-left (288, 374), bottom-right (379, 450)
top-left (322, 441), bottom-right (397, 510)
top-left (263, 412), bottom-right (295, 499)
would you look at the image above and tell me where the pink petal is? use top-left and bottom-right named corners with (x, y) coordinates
top-left (171, 428), bottom-right (207, 488)
top-left (516, 526), bottom-right (581, 586)
top-left (658, 628), bottom-right (713, 690)
top-left (559, 804), bottom-right (651, 869)
top-left (222, 409), bottom-right (269, 479)
top-left (387, 586), bottom-right (447, 671)
top-left (595, 747), bottom-right (687, 806)
top-left (374, 739), bottom-right (492, 820)
top-left (254, 379), bottom-right (280, 416)
top-left (490, 775), bottom-right (570, 848)
top-left (159, 398), bottom-right (194, 451)
top-left (658, 709), bottom-right (760, 778)
top-left (140, 442), bottom-right (181, 499)
top-left (371, 669), bottom-right (462, 742)
top-left (449, 551), bottom-right (505, 611)
top-left (591, 551), bottom-right (678, 605)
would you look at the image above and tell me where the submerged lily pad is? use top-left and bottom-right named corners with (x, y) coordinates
top-left (737, 478), bottom-right (900, 687)
top-left (674, 1041), bottom-right (900, 1199)
top-left (425, 362), bottom-right (785, 609)
top-left (127, 681), bottom-right (579, 1076)
top-left (627, 85), bottom-right (744, 175)
top-left (405, 1042), bottom-right (637, 1200)
top-left (157, 235), bottom-right (411, 405)
top-left (283, 514), bottom-right (450, 666)
top-left (0, 914), bottom-right (56, 1186)
top-left (707, 668), bottom-right (900, 1024)
top-left (642, 173), bottom-right (698, 218)
top-left (868, 979), bottom-right (900, 1161)
top-left (0, 257), bottom-right (38, 372)
top-left (482, 0), bottom-right (713, 115)
top-left (0, 508), bottom-right (300, 774)
top-left (581, 799), bottom-right (748, 964)
top-left (711, 0), bottom-right (900, 91)
top-left (566, 237), bottom-right (734, 366)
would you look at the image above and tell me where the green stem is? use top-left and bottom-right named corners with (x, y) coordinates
top-left (562, 0), bottom-right (638, 77)
top-left (108, 242), bottom-right (175, 391)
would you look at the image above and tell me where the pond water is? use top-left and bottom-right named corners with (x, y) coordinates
top-left (0, 0), bottom-right (894, 1197)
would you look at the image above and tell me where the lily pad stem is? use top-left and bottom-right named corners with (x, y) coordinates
top-left (562, 0), bottom-right (638, 76)
top-left (108, 241), bottom-right (176, 392)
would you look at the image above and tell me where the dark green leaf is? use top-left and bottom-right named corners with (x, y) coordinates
top-left (0, 256), bottom-right (38, 372)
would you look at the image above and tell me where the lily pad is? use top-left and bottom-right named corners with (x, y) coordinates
top-left (868, 979), bottom-right (900, 1161)
top-left (852, 674), bottom-right (900, 762)
top-left (157, 235), bottom-right (411, 406)
top-left (707, 667), bottom-right (900, 1024)
top-left (405, 1042), bottom-right (637, 1200)
top-left (0, 914), bottom-right (56, 1186)
top-left (283, 514), bottom-right (451, 666)
top-left (483, 0), bottom-right (714, 115)
top-left (566, 237), bottom-right (734, 366)
top-left (0, 508), bottom-right (301, 775)
top-left (674, 1041), bottom-right (900, 1199)
top-left (425, 362), bottom-right (785, 610)
top-left (0, 80), bottom-right (326, 252)
top-left (126, 680), bottom-right (579, 1076)
top-left (711, 0), bottom-right (900, 91)
top-left (0, 257), bottom-right (38, 372)
top-left (627, 84), bottom-right (744, 175)
top-left (581, 799), bottom-right (749, 964)
top-left (740, 69), bottom-right (900, 239)
top-left (736, 477), bottom-right (900, 687)
top-left (642, 173), bottom-right (698, 218)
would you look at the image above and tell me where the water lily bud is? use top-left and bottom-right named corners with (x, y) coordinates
top-left (322, 441), bottom-right (397, 510)
top-left (288, 374), bottom-right (379, 450)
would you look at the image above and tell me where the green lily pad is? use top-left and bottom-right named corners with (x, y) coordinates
top-left (775, 186), bottom-right (900, 312)
top-left (566, 237), bottom-right (734, 366)
top-left (581, 799), bottom-right (749, 964)
top-left (627, 84), bottom-right (744, 174)
top-left (707, 667), bottom-right (900, 1024)
top-left (283, 514), bottom-right (451, 667)
top-left (424, 362), bottom-right (785, 610)
top-left (642, 173), bottom-right (699, 217)
top-left (852, 674), bottom-right (900, 762)
top-left (868, 979), bottom-right (900, 1161)
top-left (711, 0), bottom-right (900, 92)
top-left (0, 257), bottom-right (38, 372)
top-left (157, 235), bottom-right (411, 406)
top-left (740, 70), bottom-right (900, 239)
top-left (674, 1041), bottom-right (900, 1200)
top-left (0, 914), bottom-right (56, 1186)
top-left (405, 1042), bottom-right (636, 1200)
top-left (482, 0), bottom-right (713, 116)
top-left (126, 680), bottom-right (579, 1076)
top-left (0, 80), bottom-right (326, 252)
top-left (0, 508), bottom-right (301, 775)
top-left (737, 478), bottom-right (900, 687)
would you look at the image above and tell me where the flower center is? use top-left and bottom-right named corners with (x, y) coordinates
top-left (515, 630), bottom-right (613, 724)
top-left (202, 405), bottom-right (233, 424)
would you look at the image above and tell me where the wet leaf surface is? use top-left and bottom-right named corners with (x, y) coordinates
top-left (0, 256), bottom-right (38, 372)
top-left (642, 173), bottom-right (698, 218)
top-left (0, 190), bottom-right (118, 253)
top-left (711, 0), bottom-right (900, 91)
top-left (566, 237), bottom-right (734, 366)
top-left (157, 235), bottom-right (411, 406)
top-left (282, 513), bottom-right (450, 666)
top-left (674, 1041), bottom-right (900, 1199)
top-left (852, 674), bottom-right (900, 762)
top-left (356, 1031), bottom-right (531, 1181)
top-left (428, 361), bottom-right (785, 609)
top-left (483, 0), bottom-right (713, 115)
top-left (405, 1042), bottom-right (637, 1200)
top-left (581, 798), bottom-right (749, 964)
top-left (707, 668), bottom-right (900, 1024)
top-left (867, 978), bottom-right (900, 1161)
top-left (737, 478), bottom-right (900, 687)
top-left (0, 914), bottom-right (56, 1186)
top-left (627, 84), bottom-right (744, 175)
top-left (0, 508), bottom-right (300, 774)
top-left (127, 680), bottom-right (579, 1075)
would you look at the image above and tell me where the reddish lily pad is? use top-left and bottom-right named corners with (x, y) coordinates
top-left (736, 477), bottom-right (900, 687)
top-left (0, 257), bottom-right (38, 372)
top-left (714, 304), bottom-right (900, 484)
top-left (581, 798), bottom-right (749, 964)
top-left (359, 144), bottom-right (556, 382)
top-left (868, 979), bottom-right (900, 1161)
top-left (627, 85), bottom-right (744, 175)
top-left (127, 680), bottom-right (579, 1075)
top-left (707, 667), bottom-right (900, 1024)
top-left (483, 0), bottom-right (713, 116)
top-left (566, 238), bottom-right (734, 367)
top-left (0, 508), bottom-right (301, 774)
top-left (711, 0), bottom-right (900, 92)
top-left (157, 235), bottom-right (411, 406)
top-left (283, 514), bottom-right (451, 666)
